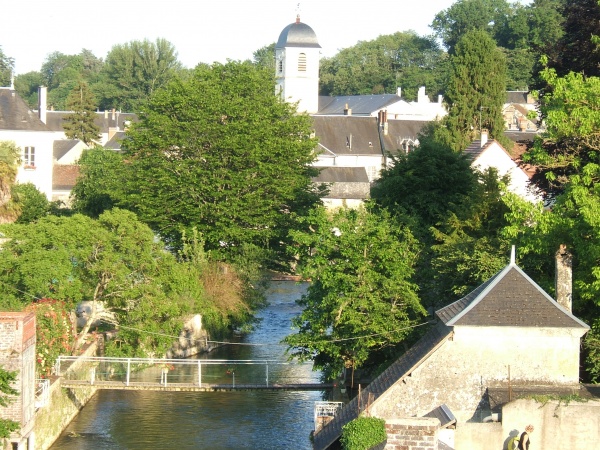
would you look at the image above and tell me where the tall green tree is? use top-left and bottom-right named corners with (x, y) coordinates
top-left (13, 71), bottom-right (44, 109)
top-left (284, 206), bottom-right (425, 379)
top-left (252, 43), bottom-right (276, 70)
top-left (0, 45), bottom-right (14, 87)
top-left (63, 80), bottom-right (101, 144)
top-left (440, 29), bottom-right (509, 152)
top-left (114, 61), bottom-right (320, 266)
top-left (100, 38), bottom-right (182, 111)
top-left (319, 32), bottom-right (447, 100)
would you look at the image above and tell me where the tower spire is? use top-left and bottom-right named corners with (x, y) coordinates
top-left (296, 3), bottom-right (301, 22)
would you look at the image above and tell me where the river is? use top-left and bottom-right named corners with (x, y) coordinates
top-left (50, 281), bottom-right (325, 450)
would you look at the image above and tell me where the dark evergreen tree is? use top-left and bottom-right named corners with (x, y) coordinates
top-left (0, 46), bottom-right (14, 87)
top-left (441, 29), bottom-right (508, 152)
top-left (63, 80), bottom-right (101, 145)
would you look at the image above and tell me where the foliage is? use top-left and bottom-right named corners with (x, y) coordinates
top-left (440, 29), bottom-right (509, 152)
top-left (340, 417), bottom-right (387, 450)
top-left (24, 299), bottom-right (75, 376)
top-left (319, 32), bottom-right (448, 100)
top-left (0, 140), bottom-right (22, 223)
top-left (0, 366), bottom-right (19, 439)
top-left (252, 43), bottom-right (276, 70)
top-left (0, 45), bottom-right (14, 87)
top-left (70, 148), bottom-right (125, 217)
top-left (63, 80), bottom-right (101, 144)
top-left (100, 38), bottom-right (182, 112)
top-left (115, 60), bottom-right (320, 267)
top-left (431, 0), bottom-right (512, 54)
top-left (284, 206), bottom-right (425, 378)
top-left (429, 169), bottom-right (512, 305)
top-left (13, 71), bottom-right (44, 109)
top-left (12, 182), bottom-right (50, 223)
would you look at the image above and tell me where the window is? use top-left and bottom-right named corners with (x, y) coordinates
top-left (24, 146), bottom-right (35, 168)
top-left (278, 59), bottom-right (283, 74)
top-left (298, 53), bottom-right (307, 72)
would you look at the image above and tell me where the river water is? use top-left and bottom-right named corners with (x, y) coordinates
top-left (50, 281), bottom-right (324, 450)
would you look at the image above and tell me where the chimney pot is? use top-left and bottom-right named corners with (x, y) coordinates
top-left (555, 244), bottom-right (573, 312)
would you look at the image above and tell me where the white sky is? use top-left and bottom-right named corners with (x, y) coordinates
top-left (1, 0), bottom-right (526, 76)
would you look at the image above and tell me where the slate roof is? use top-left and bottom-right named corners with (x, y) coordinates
top-left (436, 262), bottom-right (589, 329)
top-left (424, 404), bottom-right (457, 429)
top-left (313, 166), bottom-right (369, 183)
top-left (44, 111), bottom-right (137, 133)
top-left (505, 91), bottom-right (529, 104)
top-left (317, 94), bottom-right (403, 116)
top-left (104, 131), bottom-right (127, 150)
top-left (276, 19), bottom-right (320, 48)
top-left (53, 140), bottom-right (80, 161)
top-left (462, 139), bottom-right (494, 161)
top-left (0, 88), bottom-right (49, 131)
top-left (381, 120), bottom-right (428, 152)
top-left (313, 323), bottom-right (453, 450)
top-left (312, 116), bottom-right (383, 157)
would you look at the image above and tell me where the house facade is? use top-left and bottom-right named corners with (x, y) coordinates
top-left (313, 248), bottom-right (591, 450)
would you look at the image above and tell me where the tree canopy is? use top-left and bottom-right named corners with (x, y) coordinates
top-left (63, 80), bottom-right (101, 144)
top-left (96, 61), bottom-right (321, 266)
top-left (284, 206), bottom-right (425, 378)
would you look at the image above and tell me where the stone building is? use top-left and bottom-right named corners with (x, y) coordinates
top-left (0, 312), bottom-right (36, 449)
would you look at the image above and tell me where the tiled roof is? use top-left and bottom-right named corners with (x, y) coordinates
top-left (52, 165), bottom-right (80, 190)
top-left (0, 88), bottom-right (49, 131)
top-left (436, 263), bottom-right (589, 329)
top-left (317, 94), bottom-right (402, 116)
top-left (313, 323), bottom-right (453, 450)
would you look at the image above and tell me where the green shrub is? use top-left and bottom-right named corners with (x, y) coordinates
top-left (340, 416), bottom-right (387, 450)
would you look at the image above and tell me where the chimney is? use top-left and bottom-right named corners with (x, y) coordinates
top-left (438, 94), bottom-right (443, 104)
top-left (38, 86), bottom-right (47, 124)
top-left (396, 87), bottom-right (402, 98)
top-left (343, 103), bottom-right (352, 116)
top-left (111, 108), bottom-right (116, 121)
top-left (480, 129), bottom-right (488, 148)
top-left (555, 244), bottom-right (573, 312)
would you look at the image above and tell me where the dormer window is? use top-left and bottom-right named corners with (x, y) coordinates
top-left (298, 53), bottom-right (307, 72)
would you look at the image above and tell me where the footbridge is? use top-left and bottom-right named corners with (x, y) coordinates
top-left (56, 356), bottom-right (334, 392)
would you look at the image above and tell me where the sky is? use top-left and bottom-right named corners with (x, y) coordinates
top-left (3, 0), bottom-right (472, 75)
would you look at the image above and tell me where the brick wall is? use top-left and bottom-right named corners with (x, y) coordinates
top-left (384, 417), bottom-right (440, 450)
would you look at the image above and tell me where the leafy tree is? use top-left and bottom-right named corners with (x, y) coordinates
top-left (440, 29), bottom-right (509, 152)
top-left (284, 206), bottom-right (425, 379)
top-left (114, 61), bottom-right (320, 266)
top-left (0, 366), bottom-right (19, 438)
top-left (507, 66), bottom-right (600, 381)
top-left (13, 71), bottom-right (44, 109)
top-left (62, 80), bottom-right (101, 144)
top-left (100, 38), bottom-right (182, 111)
top-left (252, 43), bottom-right (275, 70)
top-left (549, 0), bottom-right (600, 78)
top-left (431, 0), bottom-right (512, 54)
top-left (0, 45), bottom-right (14, 87)
top-left (70, 148), bottom-right (125, 217)
top-left (12, 182), bottom-right (50, 223)
top-left (319, 32), bottom-right (447, 100)
top-left (0, 141), bottom-right (22, 223)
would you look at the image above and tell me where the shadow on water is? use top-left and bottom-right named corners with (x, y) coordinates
top-left (50, 281), bottom-right (321, 450)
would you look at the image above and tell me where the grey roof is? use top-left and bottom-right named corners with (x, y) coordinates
top-left (506, 91), bottom-right (529, 104)
top-left (313, 323), bottom-right (453, 450)
top-left (436, 263), bottom-right (589, 329)
top-left (424, 404), bottom-right (456, 429)
top-left (381, 120), bottom-right (427, 153)
top-left (104, 131), bottom-right (127, 150)
top-left (44, 111), bottom-right (137, 133)
top-left (462, 139), bottom-right (494, 161)
top-left (0, 88), bottom-right (50, 131)
top-left (312, 116), bottom-right (383, 157)
top-left (276, 19), bottom-right (320, 48)
top-left (313, 166), bottom-right (369, 183)
top-left (317, 94), bottom-right (402, 116)
top-left (53, 140), bottom-right (80, 160)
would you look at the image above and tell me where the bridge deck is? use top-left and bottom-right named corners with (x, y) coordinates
top-left (61, 379), bottom-right (334, 392)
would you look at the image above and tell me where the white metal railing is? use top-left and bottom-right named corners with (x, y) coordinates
top-left (55, 356), bottom-right (318, 388)
top-left (314, 401), bottom-right (344, 432)
top-left (35, 379), bottom-right (50, 408)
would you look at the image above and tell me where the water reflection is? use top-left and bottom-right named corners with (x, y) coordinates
top-left (50, 282), bottom-right (321, 450)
